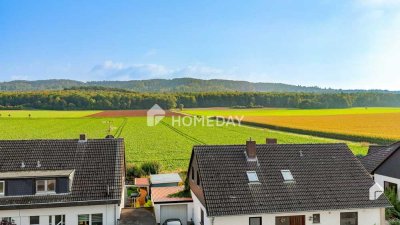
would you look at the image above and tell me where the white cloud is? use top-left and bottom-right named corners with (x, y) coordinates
top-left (90, 61), bottom-right (225, 80)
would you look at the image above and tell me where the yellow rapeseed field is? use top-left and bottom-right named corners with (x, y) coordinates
top-left (243, 113), bottom-right (400, 140)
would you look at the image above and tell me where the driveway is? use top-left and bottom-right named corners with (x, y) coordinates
top-left (120, 208), bottom-right (156, 225)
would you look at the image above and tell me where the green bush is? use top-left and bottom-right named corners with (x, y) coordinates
top-left (144, 199), bottom-right (153, 207)
top-left (389, 219), bottom-right (400, 225)
top-left (385, 187), bottom-right (400, 220)
top-left (126, 163), bottom-right (144, 178)
top-left (141, 161), bottom-right (161, 175)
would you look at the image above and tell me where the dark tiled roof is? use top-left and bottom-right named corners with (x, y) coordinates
top-left (367, 145), bottom-right (388, 155)
top-left (193, 143), bottom-right (390, 217)
top-left (0, 138), bottom-right (125, 209)
top-left (360, 142), bottom-right (400, 173)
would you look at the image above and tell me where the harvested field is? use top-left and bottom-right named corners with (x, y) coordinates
top-left (88, 110), bottom-right (184, 117)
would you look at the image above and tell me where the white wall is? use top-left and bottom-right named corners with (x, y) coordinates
top-left (191, 191), bottom-right (385, 225)
top-left (375, 173), bottom-right (400, 200)
top-left (191, 191), bottom-right (212, 225)
top-left (153, 202), bottom-right (193, 224)
top-left (0, 204), bottom-right (119, 225)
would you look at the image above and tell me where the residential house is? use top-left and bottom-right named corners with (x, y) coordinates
top-left (187, 139), bottom-right (390, 225)
top-left (0, 135), bottom-right (125, 225)
top-left (361, 142), bottom-right (400, 200)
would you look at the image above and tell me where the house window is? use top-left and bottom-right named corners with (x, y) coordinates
top-left (191, 167), bottom-right (195, 180)
top-left (49, 216), bottom-right (52, 225)
top-left (197, 172), bottom-right (200, 186)
top-left (30, 216), bottom-right (40, 225)
top-left (200, 209), bottom-right (204, 225)
top-left (55, 215), bottom-right (65, 225)
top-left (91, 214), bottom-right (103, 225)
top-left (249, 217), bottom-right (262, 225)
top-left (247, 171), bottom-right (259, 183)
top-left (281, 170), bottom-right (294, 182)
top-left (0, 181), bottom-right (4, 195)
top-left (78, 214), bottom-right (90, 225)
top-left (340, 212), bottom-right (358, 225)
top-left (2, 217), bottom-right (17, 225)
top-left (36, 179), bottom-right (56, 193)
top-left (78, 214), bottom-right (102, 225)
top-left (384, 181), bottom-right (398, 196)
top-left (313, 214), bottom-right (320, 223)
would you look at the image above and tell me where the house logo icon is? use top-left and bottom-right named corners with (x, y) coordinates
top-left (147, 104), bottom-right (165, 126)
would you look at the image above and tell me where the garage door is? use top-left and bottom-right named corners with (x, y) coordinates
top-left (160, 204), bottom-right (187, 225)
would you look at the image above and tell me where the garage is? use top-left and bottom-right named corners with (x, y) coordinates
top-left (151, 186), bottom-right (193, 225)
top-left (161, 204), bottom-right (187, 224)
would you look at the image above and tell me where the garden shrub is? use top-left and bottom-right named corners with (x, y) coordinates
top-left (385, 187), bottom-right (400, 220)
top-left (141, 161), bottom-right (161, 175)
top-left (126, 163), bottom-right (144, 178)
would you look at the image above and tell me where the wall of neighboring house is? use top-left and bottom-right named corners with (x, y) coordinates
top-left (192, 192), bottom-right (212, 225)
top-left (192, 192), bottom-right (384, 225)
top-left (0, 204), bottom-right (121, 225)
top-left (375, 173), bottom-right (400, 200)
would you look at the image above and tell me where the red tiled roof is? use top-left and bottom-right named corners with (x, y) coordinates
top-left (135, 178), bottom-right (150, 187)
top-left (151, 186), bottom-right (192, 203)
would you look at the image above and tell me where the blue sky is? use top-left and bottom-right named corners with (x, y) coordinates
top-left (1, 0), bottom-right (400, 89)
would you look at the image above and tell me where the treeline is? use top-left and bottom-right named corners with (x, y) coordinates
top-left (2, 78), bottom-right (398, 93)
top-left (0, 89), bottom-right (400, 110)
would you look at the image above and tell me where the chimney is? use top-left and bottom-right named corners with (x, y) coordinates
top-left (246, 138), bottom-right (257, 160)
top-left (79, 134), bottom-right (87, 142)
top-left (105, 134), bottom-right (114, 139)
top-left (266, 138), bottom-right (277, 144)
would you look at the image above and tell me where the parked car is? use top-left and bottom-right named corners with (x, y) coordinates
top-left (162, 219), bottom-right (182, 225)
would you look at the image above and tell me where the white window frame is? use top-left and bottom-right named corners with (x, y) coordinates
top-left (281, 170), bottom-right (295, 182)
top-left (0, 181), bottom-right (4, 195)
top-left (78, 214), bottom-right (103, 225)
top-left (36, 179), bottom-right (56, 194)
top-left (246, 171), bottom-right (259, 183)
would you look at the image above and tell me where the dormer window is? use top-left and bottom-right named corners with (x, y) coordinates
top-left (281, 170), bottom-right (294, 182)
top-left (36, 179), bottom-right (56, 194)
top-left (0, 181), bottom-right (4, 195)
top-left (247, 171), bottom-right (259, 183)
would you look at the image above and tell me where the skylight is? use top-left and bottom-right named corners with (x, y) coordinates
top-left (246, 171), bottom-right (259, 183)
top-left (281, 170), bottom-right (294, 182)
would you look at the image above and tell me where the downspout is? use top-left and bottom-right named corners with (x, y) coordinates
top-left (114, 204), bottom-right (117, 225)
top-left (211, 217), bottom-right (215, 225)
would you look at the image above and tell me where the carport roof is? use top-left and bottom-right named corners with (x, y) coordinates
top-left (150, 173), bottom-right (182, 184)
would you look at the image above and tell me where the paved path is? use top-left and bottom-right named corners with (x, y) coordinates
top-left (119, 208), bottom-right (156, 225)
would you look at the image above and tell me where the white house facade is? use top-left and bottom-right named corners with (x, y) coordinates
top-left (0, 204), bottom-right (122, 225)
top-left (191, 192), bottom-right (384, 225)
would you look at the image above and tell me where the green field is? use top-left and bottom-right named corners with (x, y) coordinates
top-left (0, 113), bottom-right (369, 171)
top-left (0, 110), bottom-right (101, 118)
top-left (182, 107), bottom-right (400, 117)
